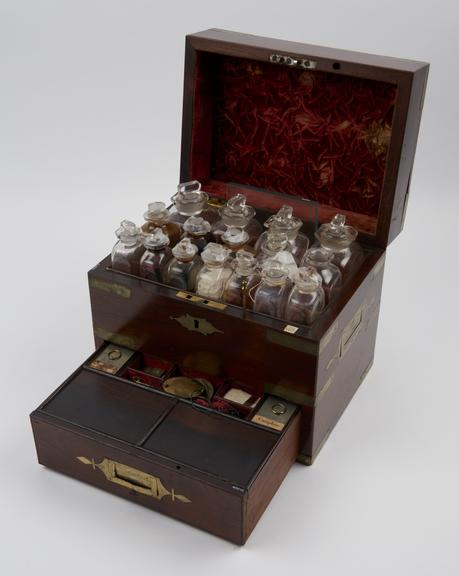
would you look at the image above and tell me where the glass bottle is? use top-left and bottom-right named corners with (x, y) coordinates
top-left (221, 227), bottom-right (252, 256)
top-left (315, 214), bottom-right (363, 279)
top-left (255, 205), bottom-right (309, 264)
top-left (257, 231), bottom-right (298, 281)
top-left (161, 237), bottom-right (201, 291)
top-left (182, 215), bottom-right (212, 253)
top-left (111, 220), bottom-right (145, 276)
top-left (169, 180), bottom-right (219, 227)
top-left (253, 260), bottom-right (290, 319)
top-left (211, 194), bottom-right (262, 245)
top-left (285, 266), bottom-right (326, 326)
top-left (301, 247), bottom-right (342, 303)
top-left (139, 227), bottom-right (172, 282)
top-left (223, 250), bottom-right (261, 309)
top-left (141, 201), bottom-right (181, 247)
top-left (195, 243), bottom-right (232, 300)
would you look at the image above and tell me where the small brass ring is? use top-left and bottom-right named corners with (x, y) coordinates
top-left (108, 349), bottom-right (122, 361)
top-left (271, 403), bottom-right (287, 415)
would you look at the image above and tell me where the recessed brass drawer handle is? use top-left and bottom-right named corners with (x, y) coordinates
top-left (77, 457), bottom-right (191, 503)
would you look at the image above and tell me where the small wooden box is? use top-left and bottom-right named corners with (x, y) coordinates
top-left (31, 29), bottom-right (429, 542)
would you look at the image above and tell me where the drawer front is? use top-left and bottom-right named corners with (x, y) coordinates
top-left (31, 416), bottom-right (245, 544)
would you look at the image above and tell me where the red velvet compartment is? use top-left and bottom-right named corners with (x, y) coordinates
top-left (188, 53), bottom-right (398, 234)
top-left (121, 354), bottom-right (176, 390)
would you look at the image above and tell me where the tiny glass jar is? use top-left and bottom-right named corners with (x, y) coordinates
top-left (223, 250), bottom-right (261, 309)
top-left (195, 243), bottom-right (232, 300)
top-left (161, 237), bottom-right (201, 291)
top-left (139, 227), bottom-right (172, 282)
top-left (221, 227), bottom-right (252, 256)
top-left (169, 180), bottom-right (219, 227)
top-left (253, 260), bottom-right (291, 319)
top-left (301, 247), bottom-right (342, 303)
top-left (182, 215), bottom-right (212, 253)
top-left (256, 231), bottom-right (298, 281)
top-left (212, 194), bottom-right (262, 245)
top-left (255, 205), bottom-right (309, 263)
top-left (285, 266), bottom-right (326, 326)
top-left (315, 214), bottom-right (363, 279)
top-left (141, 201), bottom-right (181, 247)
top-left (111, 220), bottom-right (145, 276)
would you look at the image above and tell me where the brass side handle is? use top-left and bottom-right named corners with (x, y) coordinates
top-left (77, 457), bottom-right (191, 503)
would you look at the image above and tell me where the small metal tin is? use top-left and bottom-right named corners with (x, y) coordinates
top-left (251, 395), bottom-right (297, 431)
top-left (88, 344), bottom-right (135, 375)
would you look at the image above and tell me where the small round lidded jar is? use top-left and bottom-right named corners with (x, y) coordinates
top-left (182, 215), bottom-right (212, 252)
top-left (285, 266), bottom-right (326, 326)
top-left (315, 214), bottom-right (363, 279)
top-left (223, 250), bottom-right (261, 309)
top-left (111, 220), bottom-right (145, 276)
top-left (169, 180), bottom-right (219, 227)
top-left (221, 227), bottom-right (251, 255)
top-left (212, 194), bottom-right (262, 245)
top-left (139, 227), bottom-right (172, 282)
top-left (195, 243), bottom-right (232, 301)
top-left (161, 237), bottom-right (201, 291)
top-left (301, 247), bottom-right (342, 303)
top-left (253, 260), bottom-right (291, 319)
top-left (141, 201), bottom-right (181, 247)
top-left (255, 205), bottom-right (309, 263)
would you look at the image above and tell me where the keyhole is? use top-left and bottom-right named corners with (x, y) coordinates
top-left (194, 319), bottom-right (200, 330)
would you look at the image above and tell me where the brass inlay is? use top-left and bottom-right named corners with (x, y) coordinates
top-left (171, 314), bottom-right (223, 336)
top-left (204, 300), bottom-right (227, 310)
top-left (339, 306), bottom-right (364, 358)
top-left (94, 327), bottom-right (141, 350)
top-left (283, 324), bottom-right (299, 334)
top-left (89, 278), bottom-right (131, 299)
top-left (77, 457), bottom-right (191, 503)
top-left (175, 291), bottom-right (204, 303)
top-left (319, 322), bottom-right (337, 353)
top-left (316, 374), bottom-right (335, 404)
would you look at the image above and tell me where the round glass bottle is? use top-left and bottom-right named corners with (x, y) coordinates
top-left (212, 194), bottom-right (262, 245)
top-left (141, 201), bottom-right (181, 247)
top-left (195, 243), bottom-right (232, 300)
top-left (111, 220), bottom-right (145, 276)
top-left (221, 227), bottom-right (252, 256)
top-left (315, 214), bottom-right (363, 279)
top-left (169, 180), bottom-right (219, 227)
top-left (255, 205), bottom-right (309, 263)
top-left (253, 260), bottom-right (291, 319)
top-left (285, 266), bottom-right (326, 326)
top-left (301, 247), bottom-right (342, 303)
top-left (257, 231), bottom-right (298, 281)
top-left (182, 215), bottom-right (212, 253)
top-left (223, 250), bottom-right (261, 309)
top-left (161, 237), bottom-right (201, 291)
top-left (139, 227), bottom-right (172, 282)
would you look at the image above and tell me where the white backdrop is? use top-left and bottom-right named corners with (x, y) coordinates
top-left (1, 1), bottom-right (458, 575)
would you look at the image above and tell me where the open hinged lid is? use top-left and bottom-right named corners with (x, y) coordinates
top-left (180, 29), bottom-right (429, 248)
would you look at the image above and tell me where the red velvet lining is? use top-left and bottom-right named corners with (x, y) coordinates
top-left (191, 54), bottom-right (397, 222)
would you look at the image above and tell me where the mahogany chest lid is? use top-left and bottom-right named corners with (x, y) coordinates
top-left (180, 29), bottom-right (429, 248)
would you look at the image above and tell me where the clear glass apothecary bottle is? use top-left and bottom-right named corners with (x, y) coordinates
top-left (111, 220), bottom-right (145, 276)
top-left (256, 231), bottom-right (298, 281)
top-left (223, 250), bottom-right (260, 308)
top-left (195, 243), bottom-right (232, 300)
top-left (182, 215), bottom-right (212, 253)
top-left (285, 266), bottom-right (325, 326)
top-left (301, 247), bottom-right (342, 303)
top-left (141, 201), bottom-right (181, 247)
top-left (139, 227), bottom-right (172, 282)
top-left (169, 180), bottom-right (219, 227)
top-left (253, 260), bottom-right (291, 319)
top-left (315, 214), bottom-right (363, 279)
top-left (161, 237), bottom-right (201, 291)
top-left (255, 205), bottom-right (309, 263)
top-left (212, 194), bottom-right (262, 245)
